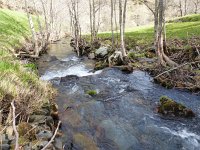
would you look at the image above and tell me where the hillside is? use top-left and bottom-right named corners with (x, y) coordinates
top-left (0, 9), bottom-right (54, 123)
top-left (98, 14), bottom-right (200, 47)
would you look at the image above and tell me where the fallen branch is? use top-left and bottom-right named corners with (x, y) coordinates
top-left (154, 61), bottom-right (200, 79)
top-left (41, 121), bottom-right (61, 150)
top-left (11, 101), bottom-right (19, 150)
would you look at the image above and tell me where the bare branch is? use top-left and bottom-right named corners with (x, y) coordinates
top-left (11, 101), bottom-right (19, 150)
top-left (41, 121), bottom-right (61, 150)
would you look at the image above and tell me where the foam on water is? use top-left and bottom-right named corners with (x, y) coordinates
top-left (40, 64), bottom-right (102, 81)
top-left (160, 126), bottom-right (200, 148)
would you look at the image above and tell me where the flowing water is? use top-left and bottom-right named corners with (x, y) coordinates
top-left (38, 39), bottom-right (200, 150)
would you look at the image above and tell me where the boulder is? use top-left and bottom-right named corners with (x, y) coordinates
top-left (60, 75), bottom-right (79, 83)
top-left (32, 141), bottom-right (53, 150)
top-left (53, 138), bottom-right (63, 150)
top-left (29, 115), bottom-right (54, 126)
top-left (95, 47), bottom-right (108, 58)
top-left (112, 65), bottom-right (133, 74)
top-left (36, 130), bottom-right (53, 140)
top-left (157, 96), bottom-right (195, 118)
top-left (88, 53), bottom-right (95, 59)
top-left (33, 108), bottom-right (50, 116)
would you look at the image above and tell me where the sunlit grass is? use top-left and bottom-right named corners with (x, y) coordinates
top-left (0, 8), bottom-right (54, 114)
top-left (97, 14), bottom-right (200, 46)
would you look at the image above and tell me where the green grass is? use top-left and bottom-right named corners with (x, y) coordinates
top-left (0, 8), bottom-right (54, 115)
top-left (97, 14), bottom-right (200, 47)
top-left (0, 9), bottom-right (39, 50)
top-left (168, 14), bottom-right (200, 23)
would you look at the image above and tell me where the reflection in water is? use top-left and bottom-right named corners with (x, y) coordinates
top-left (38, 38), bottom-right (200, 150)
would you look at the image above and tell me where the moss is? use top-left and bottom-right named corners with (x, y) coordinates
top-left (158, 96), bottom-right (195, 118)
top-left (86, 90), bottom-right (97, 96)
top-left (128, 52), bottom-right (136, 59)
top-left (94, 61), bottom-right (108, 70)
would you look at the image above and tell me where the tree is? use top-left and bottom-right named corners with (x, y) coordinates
top-left (24, 0), bottom-right (39, 57)
top-left (111, 0), bottom-right (115, 48)
top-left (119, 0), bottom-right (127, 57)
top-left (88, 0), bottom-right (104, 47)
top-left (155, 0), bottom-right (177, 67)
top-left (193, 0), bottom-right (200, 14)
top-left (68, 0), bottom-right (81, 56)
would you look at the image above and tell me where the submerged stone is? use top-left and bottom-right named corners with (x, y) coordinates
top-left (157, 96), bottom-right (195, 118)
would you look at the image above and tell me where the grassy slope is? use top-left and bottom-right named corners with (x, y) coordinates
top-left (98, 14), bottom-right (200, 47)
top-left (0, 9), bottom-right (53, 115)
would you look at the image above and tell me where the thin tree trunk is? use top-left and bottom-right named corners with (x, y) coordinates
top-left (184, 0), bottom-right (187, 16)
top-left (89, 0), bottom-right (93, 45)
top-left (119, 0), bottom-right (127, 57)
top-left (40, 0), bottom-right (50, 43)
top-left (156, 0), bottom-right (177, 67)
top-left (33, 0), bottom-right (45, 50)
top-left (154, 0), bottom-right (159, 49)
top-left (179, 0), bottom-right (183, 17)
top-left (50, 0), bottom-right (53, 35)
top-left (114, 0), bottom-right (119, 47)
top-left (92, 0), bottom-right (96, 40)
top-left (24, 0), bottom-right (39, 56)
top-left (111, 0), bottom-right (114, 48)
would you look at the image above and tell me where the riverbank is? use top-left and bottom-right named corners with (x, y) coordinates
top-left (0, 8), bottom-right (63, 149)
top-left (80, 14), bottom-right (200, 93)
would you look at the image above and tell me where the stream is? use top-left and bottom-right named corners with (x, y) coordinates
top-left (38, 38), bottom-right (200, 150)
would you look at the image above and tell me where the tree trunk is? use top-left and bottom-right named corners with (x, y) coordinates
top-left (119, 0), bottom-right (127, 57)
top-left (156, 0), bottom-right (177, 67)
top-left (179, 0), bottom-right (183, 17)
top-left (40, 0), bottom-right (50, 43)
top-left (184, 0), bottom-right (187, 16)
top-left (89, 0), bottom-right (94, 46)
top-left (111, 0), bottom-right (114, 48)
top-left (24, 0), bottom-right (39, 56)
top-left (114, 0), bottom-right (119, 47)
top-left (92, 0), bottom-right (96, 40)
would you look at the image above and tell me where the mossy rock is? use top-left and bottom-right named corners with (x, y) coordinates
top-left (18, 122), bottom-right (36, 141)
top-left (128, 52), bottom-right (146, 60)
top-left (94, 61), bottom-right (108, 70)
top-left (145, 51), bottom-right (156, 58)
top-left (157, 96), bottom-right (195, 118)
top-left (128, 52), bottom-right (136, 60)
top-left (86, 90), bottom-right (97, 96)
